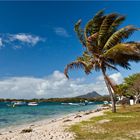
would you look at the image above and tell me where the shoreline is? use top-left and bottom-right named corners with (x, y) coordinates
top-left (0, 104), bottom-right (102, 132)
top-left (0, 106), bottom-right (109, 140)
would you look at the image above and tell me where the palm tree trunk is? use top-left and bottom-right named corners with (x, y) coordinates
top-left (101, 69), bottom-right (116, 113)
top-left (105, 76), bottom-right (116, 93)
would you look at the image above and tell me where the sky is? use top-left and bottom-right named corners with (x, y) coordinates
top-left (0, 1), bottom-right (140, 99)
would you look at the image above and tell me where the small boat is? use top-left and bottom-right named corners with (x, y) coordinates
top-left (13, 101), bottom-right (26, 106)
top-left (61, 103), bottom-right (69, 105)
top-left (68, 103), bottom-right (80, 106)
top-left (28, 102), bottom-right (38, 106)
top-left (61, 103), bottom-right (80, 106)
top-left (7, 104), bottom-right (15, 107)
top-left (7, 101), bottom-right (26, 107)
top-left (61, 102), bottom-right (86, 106)
top-left (103, 101), bottom-right (109, 105)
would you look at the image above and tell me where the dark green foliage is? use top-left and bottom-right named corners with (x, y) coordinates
top-left (103, 26), bottom-right (138, 51)
top-left (0, 96), bottom-right (111, 103)
top-left (98, 13), bottom-right (118, 48)
top-left (85, 9), bottom-right (105, 38)
top-left (116, 73), bottom-right (140, 98)
top-left (74, 19), bottom-right (86, 47)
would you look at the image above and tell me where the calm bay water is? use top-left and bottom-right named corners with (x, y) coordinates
top-left (0, 102), bottom-right (102, 129)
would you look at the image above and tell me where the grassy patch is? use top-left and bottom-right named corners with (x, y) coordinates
top-left (70, 105), bottom-right (140, 140)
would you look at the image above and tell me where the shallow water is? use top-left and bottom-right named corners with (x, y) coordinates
top-left (0, 101), bottom-right (102, 129)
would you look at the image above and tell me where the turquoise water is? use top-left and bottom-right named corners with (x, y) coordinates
top-left (0, 102), bottom-right (102, 129)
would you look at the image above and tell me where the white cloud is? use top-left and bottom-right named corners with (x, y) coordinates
top-left (97, 72), bottom-right (123, 85)
top-left (0, 71), bottom-right (123, 99)
top-left (0, 33), bottom-right (45, 48)
top-left (109, 72), bottom-right (123, 84)
top-left (54, 27), bottom-right (69, 37)
top-left (9, 33), bottom-right (43, 46)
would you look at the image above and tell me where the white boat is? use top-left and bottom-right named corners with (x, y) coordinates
top-left (103, 101), bottom-right (109, 105)
top-left (61, 101), bottom-right (90, 106)
top-left (61, 103), bottom-right (80, 106)
top-left (28, 102), bottom-right (38, 106)
top-left (14, 101), bottom-right (26, 106)
top-left (7, 101), bottom-right (26, 107)
top-left (68, 103), bottom-right (80, 106)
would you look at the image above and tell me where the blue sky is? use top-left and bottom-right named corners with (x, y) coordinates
top-left (0, 1), bottom-right (140, 98)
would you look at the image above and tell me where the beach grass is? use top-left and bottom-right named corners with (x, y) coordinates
top-left (70, 105), bottom-right (140, 140)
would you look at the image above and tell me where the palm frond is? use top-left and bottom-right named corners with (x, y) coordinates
top-left (77, 52), bottom-right (95, 72)
top-left (98, 13), bottom-right (118, 48)
top-left (119, 62), bottom-right (131, 70)
top-left (103, 25), bottom-right (138, 51)
top-left (87, 32), bottom-right (99, 48)
top-left (84, 9), bottom-right (105, 39)
top-left (64, 61), bottom-right (91, 79)
top-left (93, 9), bottom-right (105, 21)
top-left (103, 43), bottom-right (140, 68)
top-left (106, 16), bottom-right (125, 41)
top-left (111, 16), bottom-right (125, 28)
top-left (104, 57), bottom-right (131, 69)
top-left (74, 19), bottom-right (86, 47)
top-left (104, 61), bottom-right (119, 71)
top-left (86, 37), bottom-right (100, 54)
top-left (77, 51), bottom-right (92, 62)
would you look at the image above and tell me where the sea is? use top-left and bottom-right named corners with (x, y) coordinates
top-left (0, 101), bottom-right (102, 129)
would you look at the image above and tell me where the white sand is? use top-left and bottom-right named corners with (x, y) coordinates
top-left (0, 107), bottom-right (109, 140)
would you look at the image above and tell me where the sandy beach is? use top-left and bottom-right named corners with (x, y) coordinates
top-left (0, 107), bottom-right (109, 140)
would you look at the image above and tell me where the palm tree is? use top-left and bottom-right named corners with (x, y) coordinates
top-left (64, 10), bottom-right (140, 112)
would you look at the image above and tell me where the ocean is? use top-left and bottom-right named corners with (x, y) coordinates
top-left (0, 101), bottom-right (102, 129)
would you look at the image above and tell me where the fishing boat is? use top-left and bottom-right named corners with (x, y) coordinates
top-left (28, 102), bottom-right (38, 106)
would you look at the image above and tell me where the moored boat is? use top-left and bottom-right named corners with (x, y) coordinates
top-left (28, 102), bottom-right (38, 106)
top-left (7, 101), bottom-right (26, 107)
top-left (13, 101), bottom-right (26, 106)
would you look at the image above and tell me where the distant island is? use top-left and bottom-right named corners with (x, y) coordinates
top-left (76, 91), bottom-right (102, 98)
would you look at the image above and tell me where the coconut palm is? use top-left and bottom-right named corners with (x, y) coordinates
top-left (64, 10), bottom-right (140, 112)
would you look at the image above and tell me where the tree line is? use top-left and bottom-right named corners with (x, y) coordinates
top-left (116, 73), bottom-right (140, 104)
top-left (0, 96), bottom-right (110, 103)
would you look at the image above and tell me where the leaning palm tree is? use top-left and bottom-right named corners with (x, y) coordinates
top-left (64, 10), bottom-right (140, 112)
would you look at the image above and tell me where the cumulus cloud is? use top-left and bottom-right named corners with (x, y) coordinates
top-left (0, 33), bottom-right (45, 49)
top-left (54, 27), bottom-right (69, 37)
top-left (9, 33), bottom-right (43, 46)
top-left (109, 72), bottom-right (123, 84)
top-left (0, 71), bottom-right (123, 99)
top-left (97, 72), bottom-right (123, 85)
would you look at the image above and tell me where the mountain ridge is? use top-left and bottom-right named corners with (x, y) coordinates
top-left (76, 91), bottom-right (102, 98)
